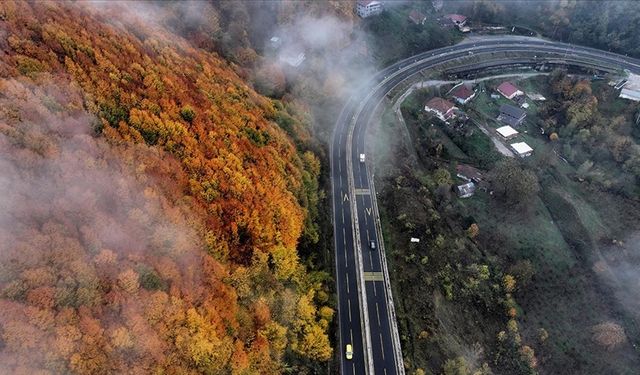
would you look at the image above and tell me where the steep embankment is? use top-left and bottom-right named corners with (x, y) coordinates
top-left (0, 1), bottom-right (330, 373)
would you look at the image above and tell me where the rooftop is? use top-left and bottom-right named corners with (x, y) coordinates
top-left (408, 10), bottom-right (426, 24)
top-left (496, 125), bottom-right (519, 138)
top-left (445, 14), bottom-right (467, 23)
top-left (497, 81), bottom-right (522, 97)
top-left (425, 97), bottom-right (455, 113)
top-left (499, 104), bottom-right (526, 119)
top-left (450, 84), bottom-right (475, 100)
top-left (511, 142), bottom-right (533, 156)
top-left (357, 0), bottom-right (381, 6)
top-left (456, 182), bottom-right (476, 198)
top-left (456, 164), bottom-right (483, 181)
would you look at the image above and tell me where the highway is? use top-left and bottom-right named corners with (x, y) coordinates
top-left (331, 36), bottom-right (640, 375)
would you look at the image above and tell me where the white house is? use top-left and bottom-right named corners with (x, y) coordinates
top-left (497, 81), bottom-right (524, 100)
top-left (510, 142), bottom-right (533, 157)
top-left (424, 97), bottom-right (457, 122)
top-left (449, 83), bottom-right (476, 105)
top-left (356, 0), bottom-right (383, 18)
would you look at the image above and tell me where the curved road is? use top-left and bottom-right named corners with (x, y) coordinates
top-left (331, 36), bottom-right (640, 375)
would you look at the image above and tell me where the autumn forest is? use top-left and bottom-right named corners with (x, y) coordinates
top-left (0, 1), bottom-right (332, 373)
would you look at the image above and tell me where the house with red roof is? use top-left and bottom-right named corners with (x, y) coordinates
top-left (424, 97), bottom-right (457, 122)
top-left (408, 10), bottom-right (427, 25)
top-left (497, 81), bottom-right (524, 100)
top-left (445, 14), bottom-right (467, 26)
top-left (449, 84), bottom-right (476, 105)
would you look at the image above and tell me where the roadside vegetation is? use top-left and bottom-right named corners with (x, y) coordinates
top-left (361, 3), bottom-right (461, 67)
top-left (373, 69), bottom-right (640, 375)
top-left (448, 1), bottom-right (640, 59)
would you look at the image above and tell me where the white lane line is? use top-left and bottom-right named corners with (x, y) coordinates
top-left (369, 245), bottom-right (374, 269)
top-left (380, 333), bottom-right (385, 361)
top-left (346, 272), bottom-right (350, 294)
top-left (353, 366), bottom-right (356, 375)
top-left (342, 227), bottom-right (347, 263)
top-left (348, 299), bottom-right (352, 322)
top-left (342, 206), bottom-right (345, 224)
top-left (350, 329), bottom-right (354, 345)
top-left (376, 303), bottom-right (381, 326)
top-left (373, 281), bottom-right (377, 297)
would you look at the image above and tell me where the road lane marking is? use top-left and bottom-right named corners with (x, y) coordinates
top-left (355, 188), bottom-right (370, 195)
top-left (380, 333), bottom-right (385, 360)
top-left (343, 193), bottom-right (349, 201)
top-left (346, 272), bottom-right (350, 294)
top-left (365, 207), bottom-right (372, 215)
top-left (373, 281), bottom-right (377, 296)
top-left (376, 303), bottom-right (381, 326)
top-left (348, 299), bottom-right (352, 322)
top-left (341, 207), bottom-right (345, 224)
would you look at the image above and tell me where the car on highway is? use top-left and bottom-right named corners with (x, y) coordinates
top-left (369, 240), bottom-right (376, 250)
top-left (359, 153), bottom-right (365, 163)
top-left (345, 344), bottom-right (353, 360)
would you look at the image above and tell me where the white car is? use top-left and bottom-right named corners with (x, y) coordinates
top-left (359, 153), bottom-right (365, 163)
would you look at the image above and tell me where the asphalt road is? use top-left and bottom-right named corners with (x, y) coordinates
top-left (331, 36), bottom-right (640, 375)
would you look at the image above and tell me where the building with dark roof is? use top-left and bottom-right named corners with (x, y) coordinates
top-left (498, 104), bottom-right (526, 127)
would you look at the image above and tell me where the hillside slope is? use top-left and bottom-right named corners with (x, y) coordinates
top-left (0, 1), bottom-right (331, 373)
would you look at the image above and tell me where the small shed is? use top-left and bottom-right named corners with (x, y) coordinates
top-left (496, 125), bottom-right (519, 140)
top-left (456, 182), bottom-right (476, 198)
top-left (510, 142), bottom-right (533, 157)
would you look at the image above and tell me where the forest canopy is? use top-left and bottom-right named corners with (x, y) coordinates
top-left (0, 1), bottom-right (331, 373)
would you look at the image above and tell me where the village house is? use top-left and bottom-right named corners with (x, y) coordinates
top-left (424, 97), bottom-right (457, 122)
top-left (408, 10), bottom-right (427, 25)
top-left (619, 73), bottom-right (640, 101)
top-left (496, 125), bottom-right (519, 140)
top-left (445, 14), bottom-right (467, 27)
top-left (356, 0), bottom-right (383, 18)
top-left (510, 142), bottom-right (533, 157)
top-left (496, 81), bottom-right (524, 99)
top-left (498, 104), bottom-right (526, 127)
top-left (449, 83), bottom-right (476, 105)
top-left (456, 182), bottom-right (476, 198)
